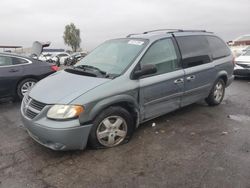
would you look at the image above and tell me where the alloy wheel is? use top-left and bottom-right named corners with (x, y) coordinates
top-left (96, 116), bottom-right (127, 147)
top-left (213, 81), bottom-right (224, 102)
top-left (21, 81), bottom-right (36, 96)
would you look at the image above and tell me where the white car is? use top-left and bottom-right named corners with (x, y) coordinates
top-left (234, 49), bottom-right (250, 77)
top-left (51, 53), bottom-right (70, 65)
top-left (39, 53), bottom-right (53, 62)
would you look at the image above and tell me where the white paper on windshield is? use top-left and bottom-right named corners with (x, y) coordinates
top-left (128, 40), bottom-right (144, 45)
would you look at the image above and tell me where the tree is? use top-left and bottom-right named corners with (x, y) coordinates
top-left (63, 23), bottom-right (81, 52)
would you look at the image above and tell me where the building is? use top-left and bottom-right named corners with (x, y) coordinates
top-left (232, 35), bottom-right (250, 46)
top-left (228, 35), bottom-right (250, 57)
top-left (0, 45), bottom-right (23, 53)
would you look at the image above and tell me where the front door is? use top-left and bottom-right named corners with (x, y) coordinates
top-left (138, 38), bottom-right (184, 120)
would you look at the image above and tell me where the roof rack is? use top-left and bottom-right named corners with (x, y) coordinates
top-left (142, 29), bottom-right (183, 34)
top-left (127, 29), bottom-right (210, 37)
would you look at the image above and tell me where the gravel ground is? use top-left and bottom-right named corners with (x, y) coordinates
top-left (0, 78), bottom-right (250, 188)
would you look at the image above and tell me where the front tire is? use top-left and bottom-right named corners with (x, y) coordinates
top-left (88, 106), bottom-right (134, 149)
top-left (17, 78), bottom-right (37, 100)
top-left (206, 78), bottom-right (225, 106)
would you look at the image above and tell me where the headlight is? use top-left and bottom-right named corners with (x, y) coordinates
top-left (47, 105), bottom-right (84, 120)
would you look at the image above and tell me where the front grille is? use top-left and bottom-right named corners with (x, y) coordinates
top-left (29, 99), bottom-right (46, 111)
top-left (22, 95), bottom-right (47, 119)
top-left (26, 108), bottom-right (38, 119)
top-left (237, 63), bottom-right (250, 68)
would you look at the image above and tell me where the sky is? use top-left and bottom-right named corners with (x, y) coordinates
top-left (0, 0), bottom-right (249, 51)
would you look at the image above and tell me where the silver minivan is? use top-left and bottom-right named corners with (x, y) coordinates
top-left (21, 29), bottom-right (234, 150)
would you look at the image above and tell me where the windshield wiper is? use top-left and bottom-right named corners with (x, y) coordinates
top-left (75, 65), bottom-right (106, 75)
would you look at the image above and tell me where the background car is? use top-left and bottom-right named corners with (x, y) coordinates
top-left (64, 52), bottom-right (86, 66)
top-left (234, 48), bottom-right (250, 77)
top-left (51, 52), bottom-right (70, 65)
top-left (0, 52), bottom-right (58, 100)
top-left (38, 53), bottom-right (53, 62)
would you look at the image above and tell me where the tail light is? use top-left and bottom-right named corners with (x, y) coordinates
top-left (51, 65), bottom-right (59, 71)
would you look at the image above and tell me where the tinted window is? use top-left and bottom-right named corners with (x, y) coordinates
top-left (176, 36), bottom-right (211, 68)
top-left (206, 36), bottom-right (231, 59)
top-left (140, 38), bottom-right (180, 75)
top-left (12, 57), bottom-right (29, 65)
top-left (0, 56), bottom-right (12, 66)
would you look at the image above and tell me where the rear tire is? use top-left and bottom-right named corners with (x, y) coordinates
top-left (88, 106), bottom-right (134, 149)
top-left (17, 78), bottom-right (37, 100)
top-left (205, 78), bottom-right (225, 106)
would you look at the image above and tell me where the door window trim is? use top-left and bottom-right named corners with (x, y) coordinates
top-left (130, 37), bottom-right (182, 79)
top-left (0, 54), bottom-right (32, 68)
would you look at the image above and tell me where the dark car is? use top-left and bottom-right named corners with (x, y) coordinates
top-left (64, 52), bottom-right (86, 66)
top-left (0, 52), bottom-right (58, 100)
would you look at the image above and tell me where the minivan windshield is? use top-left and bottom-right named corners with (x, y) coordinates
top-left (75, 38), bottom-right (147, 75)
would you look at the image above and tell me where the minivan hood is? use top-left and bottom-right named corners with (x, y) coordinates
top-left (29, 71), bottom-right (110, 104)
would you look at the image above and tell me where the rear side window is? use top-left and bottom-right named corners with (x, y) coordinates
top-left (206, 36), bottom-right (231, 59)
top-left (12, 57), bottom-right (29, 65)
top-left (140, 38), bottom-right (180, 75)
top-left (176, 36), bottom-right (211, 68)
top-left (0, 56), bottom-right (12, 66)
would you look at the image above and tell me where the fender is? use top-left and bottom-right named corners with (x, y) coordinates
top-left (80, 94), bottom-right (141, 126)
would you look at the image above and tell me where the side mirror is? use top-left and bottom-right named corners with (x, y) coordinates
top-left (132, 64), bottom-right (157, 79)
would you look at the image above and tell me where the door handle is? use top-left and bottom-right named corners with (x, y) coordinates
top-left (9, 69), bottom-right (18, 73)
top-left (174, 78), bottom-right (184, 84)
top-left (186, 75), bottom-right (196, 81)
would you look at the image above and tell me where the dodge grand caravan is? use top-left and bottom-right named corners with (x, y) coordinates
top-left (21, 29), bottom-right (234, 150)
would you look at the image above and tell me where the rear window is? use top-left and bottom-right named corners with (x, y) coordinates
top-left (176, 35), bottom-right (211, 68)
top-left (206, 36), bottom-right (231, 59)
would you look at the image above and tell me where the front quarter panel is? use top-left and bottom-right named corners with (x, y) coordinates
top-left (70, 76), bottom-right (140, 124)
top-left (79, 94), bottom-right (140, 124)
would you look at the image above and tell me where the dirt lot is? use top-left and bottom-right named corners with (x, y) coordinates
top-left (0, 78), bottom-right (250, 188)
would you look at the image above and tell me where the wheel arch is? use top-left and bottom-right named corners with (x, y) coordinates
top-left (16, 75), bottom-right (39, 88)
top-left (85, 95), bottom-right (140, 128)
top-left (216, 71), bottom-right (228, 85)
top-left (15, 76), bottom-right (39, 97)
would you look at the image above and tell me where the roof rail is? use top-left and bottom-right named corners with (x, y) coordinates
top-left (127, 29), bottom-right (182, 37)
top-left (126, 33), bottom-right (142, 37)
top-left (142, 29), bottom-right (183, 34)
top-left (180, 29), bottom-right (207, 32)
top-left (127, 29), bottom-right (211, 37)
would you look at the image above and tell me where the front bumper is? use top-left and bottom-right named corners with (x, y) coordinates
top-left (234, 69), bottom-right (250, 77)
top-left (234, 64), bottom-right (250, 77)
top-left (21, 107), bottom-right (93, 151)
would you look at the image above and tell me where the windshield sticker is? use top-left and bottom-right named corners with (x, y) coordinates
top-left (128, 40), bottom-right (144, 45)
